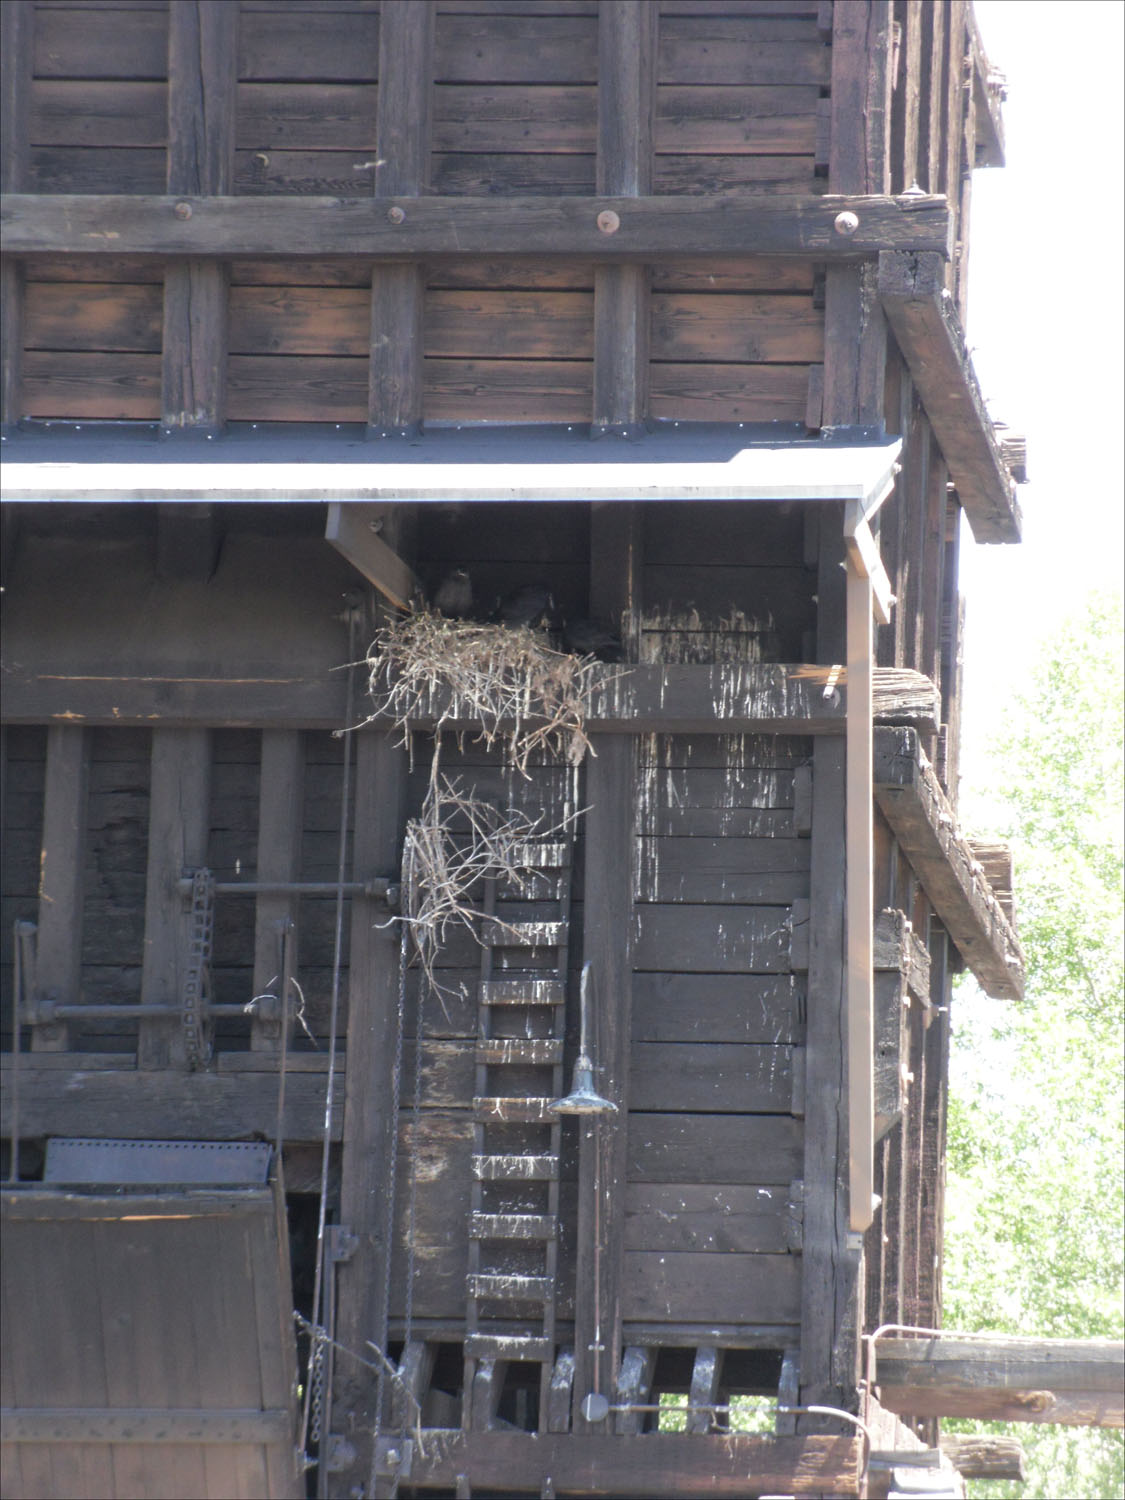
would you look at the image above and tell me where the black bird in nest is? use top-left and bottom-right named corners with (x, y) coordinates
top-left (432, 566), bottom-right (474, 618)
top-left (495, 583), bottom-right (555, 631)
top-left (562, 617), bottom-right (623, 661)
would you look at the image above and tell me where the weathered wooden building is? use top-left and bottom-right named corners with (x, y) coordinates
top-left (0, 1), bottom-right (1057, 1496)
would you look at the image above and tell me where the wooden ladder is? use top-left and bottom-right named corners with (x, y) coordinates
top-left (464, 837), bottom-right (575, 1433)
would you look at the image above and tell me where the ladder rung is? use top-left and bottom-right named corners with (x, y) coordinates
top-left (472, 1154), bottom-right (558, 1182)
top-left (464, 1333), bottom-right (553, 1362)
top-left (473, 1096), bottom-right (558, 1123)
top-left (470, 1213), bottom-right (557, 1241)
top-left (508, 842), bottom-right (571, 868)
top-left (467, 1274), bottom-right (554, 1302)
top-left (480, 979), bottom-right (566, 1006)
top-left (483, 921), bottom-right (567, 948)
top-left (476, 1038), bottom-right (563, 1066)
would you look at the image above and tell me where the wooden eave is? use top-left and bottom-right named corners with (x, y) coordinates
top-left (968, 12), bottom-right (1007, 169)
top-left (874, 726), bottom-right (1025, 1000)
top-left (0, 191), bottom-right (953, 260)
top-left (878, 250), bottom-right (1022, 544)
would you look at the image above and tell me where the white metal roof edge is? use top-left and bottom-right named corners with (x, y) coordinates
top-left (1, 443), bottom-right (903, 507)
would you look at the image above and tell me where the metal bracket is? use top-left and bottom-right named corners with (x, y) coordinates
top-left (374, 1436), bottom-right (414, 1480)
top-left (328, 1227), bottom-right (359, 1263)
top-left (322, 1434), bottom-right (357, 1473)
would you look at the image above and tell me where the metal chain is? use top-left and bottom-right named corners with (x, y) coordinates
top-left (182, 868), bottom-right (215, 1068)
top-left (308, 1329), bottom-right (327, 1446)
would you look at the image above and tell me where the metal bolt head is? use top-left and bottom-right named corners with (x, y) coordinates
top-left (385, 1448), bottom-right (401, 1468)
top-left (834, 210), bottom-right (859, 236)
top-left (596, 210), bottom-right (620, 234)
top-left (387, 205), bottom-right (406, 224)
top-left (173, 201), bottom-right (192, 220)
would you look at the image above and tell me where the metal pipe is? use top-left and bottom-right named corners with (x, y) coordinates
top-left (24, 1001), bottom-right (263, 1022)
top-left (176, 877), bottom-right (398, 901)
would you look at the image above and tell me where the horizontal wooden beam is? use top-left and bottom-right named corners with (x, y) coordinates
top-left (374, 1431), bottom-right (861, 1497)
top-left (0, 1407), bottom-right (292, 1445)
top-left (877, 251), bottom-right (1021, 544)
top-left (1, 192), bottom-right (953, 260)
top-left (0, 1059), bottom-right (342, 1143)
top-left (873, 726), bottom-right (1024, 998)
top-left (875, 1336), bottom-right (1124, 1428)
top-left (939, 1434), bottom-right (1026, 1482)
top-left (0, 662), bottom-right (940, 734)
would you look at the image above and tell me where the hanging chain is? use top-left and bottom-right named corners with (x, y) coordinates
top-left (182, 867), bottom-right (215, 1069)
top-left (308, 1328), bottom-right (327, 1447)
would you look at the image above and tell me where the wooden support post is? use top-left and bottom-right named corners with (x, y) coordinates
top-left (686, 1347), bottom-right (722, 1435)
top-left (916, 926), bottom-right (952, 1329)
top-left (890, 0), bottom-right (923, 194)
top-left (592, 0), bottom-right (657, 434)
top-left (574, 504), bottom-right (641, 1431)
top-left (250, 731), bottom-right (304, 1054)
top-left (333, 569), bottom-right (411, 1493)
top-left (614, 1346), bottom-right (656, 1435)
top-left (0, 0), bottom-right (31, 430)
top-left (369, 0), bottom-right (434, 435)
top-left (139, 729), bottom-right (212, 1068)
top-left (33, 727), bottom-right (89, 1053)
top-left (846, 562), bottom-right (874, 1233)
top-left (941, 2), bottom-right (967, 300)
top-left (161, 1), bottom-right (237, 436)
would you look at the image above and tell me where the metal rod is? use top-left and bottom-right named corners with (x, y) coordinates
top-left (29, 1002), bottom-right (256, 1020)
top-left (176, 877), bottom-right (396, 899)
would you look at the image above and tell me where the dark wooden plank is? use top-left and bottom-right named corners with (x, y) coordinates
top-left (28, 80), bottom-right (166, 148)
top-left (651, 292), bottom-right (823, 362)
top-left (634, 905), bottom-right (793, 974)
top-left (653, 153), bottom-right (819, 194)
top-left (368, 1), bottom-right (434, 435)
top-left (33, 3), bottom-right (169, 80)
top-left (631, 973), bottom-right (802, 1045)
top-left (655, 85), bottom-right (820, 155)
top-left (0, 192), bottom-right (955, 258)
top-left (31, 726), bottom-right (89, 1052)
top-left (28, 143), bottom-right (166, 194)
top-left (20, 349), bottom-right (162, 419)
top-left (249, 731), bottom-right (303, 1053)
top-left (650, 361), bottom-right (809, 422)
top-left (23, 281), bottom-right (163, 351)
top-left (636, 836), bottom-right (809, 904)
top-left (659, 29), bottom-right (830, 87)
top-left (873, 727), bottom-right (1024, 998)
top-left (622, 1251), bottom-right (801, 1323)
top-left (138, 729), bottom-right (211, 1066)
top-left (878, 250), bottom-right (1021, 543)
top-left (162, 1), bottom-right (237, 436)
top-left (874, 1337), bottom-right (1125, 1428)
top-left (437, 13), bottom-right (596, 83)
top-left (891, 0), bottom-right (923, 194)
top-left (0, 1059), bottom-right (343, 1140)
top-left (383, 1430), bottom-right (860, 1497)
top-left (627, 1113), bottom-right (803, 1186)
top-left (629, 1042), bottom-right (793, 1113)
top-left (1, 0), bottom-right (31, 429)
top-left (625, 1184), bottom-right (791, 1254)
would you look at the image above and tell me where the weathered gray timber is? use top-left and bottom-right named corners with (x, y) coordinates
top-left (873, 727), bottom-right (1024, 998)
top-left (0, 1), bottom-right (31, 430)
top-left (939, 1434), bottom-right (1025, 1481)
top-left (875, 1337), bottom-right (1125, 1427)
top-left (0, 192), bottom-right (953, 259)
top-left (30, 727), bottom-right (89, 1051)
top-left (878, 250), bottom-right (1021, 543)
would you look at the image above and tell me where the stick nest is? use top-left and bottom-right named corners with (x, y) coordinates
top-left (364, 611), bottom-right (599, 992)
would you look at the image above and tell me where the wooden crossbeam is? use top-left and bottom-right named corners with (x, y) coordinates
top-left (875, 1337), bottom-right (1124, 1428)
top-left (0, 192), bottom-right (953, 260)
top-left (878, 250), bottom-right (1021, 543)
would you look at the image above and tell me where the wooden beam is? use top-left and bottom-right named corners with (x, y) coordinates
top-left (161, 2), bottom-right (237, 434)
top-left (371, 1431), bottom-right (862, 1497)
top-left (250, 730), bottom-right (303, 1054)
top-left (0, 193), bottom-right (955, 260)
top-left (592, 0), bottom-right (657, 434)
top-left (32, 726), bottom-right (90, 1052)
top-left (878, 250), bottom-right (1021, 543)
top-left (874, 1337), bottom-right (1125, 1428)
top-left (574, 501), bottom-right (641, 1431)
top-left (138, 729), bottom-right (211, 1067)
top-left (843, 502), bottom-right (894, 625)
top-left (369, 0), bottom-right (434, 435)
top-left (967, 10), bottom-right (1006, 169)
top-left (0, 1059), bottom-right (344, 1141)
top-left (0, 0), bottom-right (31, 429)
top-left (845, 563), bottom-right (875, 1233)
top-left (873, 726), bottom-right (1024, 998)
top-left (325, 503), bottom-right (419, 612)
top-left (940, 1434), bottom-right (1025, 1482)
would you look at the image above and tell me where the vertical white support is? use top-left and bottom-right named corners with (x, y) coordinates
top-left (846, 559), bottom-right (875, 1233)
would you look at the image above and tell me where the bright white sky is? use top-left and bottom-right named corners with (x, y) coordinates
top-left (956, 1), bottom-right (1125, 797)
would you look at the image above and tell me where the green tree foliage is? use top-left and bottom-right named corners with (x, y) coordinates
top-left (944, 592), bottom-right (1124, 1500)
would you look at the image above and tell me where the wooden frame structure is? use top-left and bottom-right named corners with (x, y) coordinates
top-left (0, 4), bottom-right (1055, 1498)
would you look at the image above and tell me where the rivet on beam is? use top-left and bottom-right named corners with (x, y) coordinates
top-left (834, 210), bottom-right (859, 236)
top-left (596, 210), bottom-right (620, 234)
top-left (387, 205), bottom-right (405, 224)
top-left (173, 201), bottom-right (192, 220)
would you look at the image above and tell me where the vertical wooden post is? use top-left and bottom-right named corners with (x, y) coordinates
top-left (592, 0), bottom-right (656, 434)
top-left (138, 729), bottom-right (212, 1068)
top-left (161, 0), bottom-right (237, 436)
top-left (845, 562), bottom-right (874, 1233)
top-left (0, 0), bottom-right (31, 430)
top-left (251, 731), bottom-right (304, 1053)
top-left (574, 505), bottom-right (642, 1431)
top-left (33, 727), bottom-right (90, 1053)
top-left (369, 1), bottom-right (435, 436)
